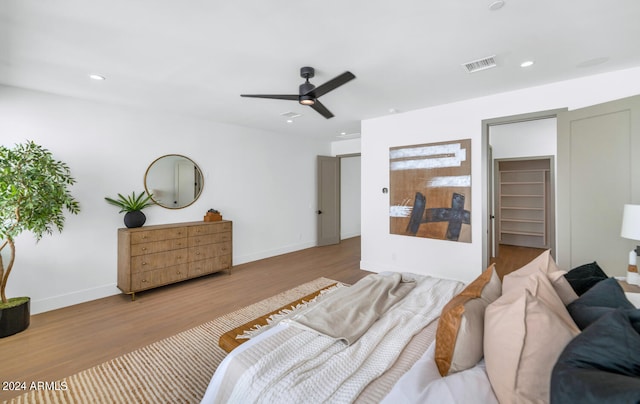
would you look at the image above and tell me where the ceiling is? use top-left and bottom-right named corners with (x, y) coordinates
top-left (2, 1), bottom-right (640, 140)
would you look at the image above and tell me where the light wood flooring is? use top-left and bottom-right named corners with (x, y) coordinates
top-left (490, 243), bottom-right (548, 279)
top-left (0, 236), bottom-right (370, 401)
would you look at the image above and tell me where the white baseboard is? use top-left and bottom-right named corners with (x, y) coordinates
top-left (31, 284), bottom-right (120, 315)
top-left (340, 232), bottom-right (361, 240)
top-left (360, 259), bottom-right (394, 273)
top-left (234, 241), bottom-right (316, 266)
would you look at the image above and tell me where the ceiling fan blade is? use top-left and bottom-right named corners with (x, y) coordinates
top-left (240, 94), bottom-right (298, 101)
top-left (310, 99), bottom-right (334, 119)
top-left (306, 71), bottom-right (356, 98)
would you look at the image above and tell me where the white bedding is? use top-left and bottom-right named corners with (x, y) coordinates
top-left (382, 342), bottom-right (499, 404)
top-left (201, 273), bottom-right (499, 403)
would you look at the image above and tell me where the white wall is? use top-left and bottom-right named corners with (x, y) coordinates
top-left (331, 138), bottom-right (361, 155)
top-left (0, 85), bottom-right (330, 314)
top-left (361, 66), bottom-right (640, 284)
top-left (331, 138), bottom-right (362, 240)
top-left (490, 118), bottom-right (557, 160)
top-left (340, 156), bottom-right (361, 239)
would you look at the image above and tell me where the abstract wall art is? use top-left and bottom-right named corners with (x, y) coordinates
top-left (389, 139), bottom-right (471, 242)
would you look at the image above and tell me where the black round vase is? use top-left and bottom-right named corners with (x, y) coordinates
top-left (0, 297), bottom-right (30, 338)
top-left (124, 211), bottom-right (146, 228)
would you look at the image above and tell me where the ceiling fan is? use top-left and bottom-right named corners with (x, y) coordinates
top-left (240, 66), bottom-right (356, 119)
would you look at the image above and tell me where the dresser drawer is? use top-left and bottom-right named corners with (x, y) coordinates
top-left (130, 238), bottom-right (188, 256)
top-left (214, 241), bottom-right (232, 256)
top-left (189, 241), bottom-right (232, 260)
top-left (188, 221), bottom-right (232, 237)
top-left (189, 245), bottom-right (216, 261)
top-left (188, 232), bottom-right (231, 247)
top-left (188, 255), bottom-right (231, 277)
top-left (132, 264), bottom-right (189, 290)
top-left (131, 228), bottom-right (189, 244)
top-left (131, 248), bottom-right (189, 273)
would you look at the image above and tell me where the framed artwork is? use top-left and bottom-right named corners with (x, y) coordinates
top-left (389, 138), bottom-right (471, 242)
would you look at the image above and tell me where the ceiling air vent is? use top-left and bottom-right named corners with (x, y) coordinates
top-left (462, 55), bottom-right (497, 73)
top-left (280, 111), bottom-right (302, 119)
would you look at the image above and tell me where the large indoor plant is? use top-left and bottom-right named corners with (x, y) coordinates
top-left (0, 141), bottom-right (80, 337)
top-left (105, 191), bottom-right (154, 228)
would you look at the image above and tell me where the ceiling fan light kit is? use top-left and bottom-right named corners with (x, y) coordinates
top-left (241, 66), bottom-right (356, 119)
top-left (299, 95), bottom-right (315, 106)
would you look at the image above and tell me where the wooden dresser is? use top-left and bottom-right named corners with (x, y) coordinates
top-left (117, 220), bottom-right (232, 298)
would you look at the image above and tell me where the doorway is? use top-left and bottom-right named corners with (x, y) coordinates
top-left (317, 154), bottom-right (361, 246)
top-left (482, 110), bottom-right (564, 271)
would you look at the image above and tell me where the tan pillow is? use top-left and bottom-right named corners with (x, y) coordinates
top-left (435, 264), bottom-right (501, 376)
top-left (547, 270), bottom-right (579, 305)
top-left (504, 249), bottom-right (578, 305)
top-left (484, 272), bottom-right (580, 403)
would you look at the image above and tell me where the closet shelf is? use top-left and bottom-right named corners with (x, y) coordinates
top-left (500, 230), bottom-right (545, 237)
top-left (500, 218), bottom-right (544, 224)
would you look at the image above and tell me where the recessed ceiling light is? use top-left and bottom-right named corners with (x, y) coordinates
top-left (489, 0), bottom-right (505, 11)
top-left (89, 74), bottom-right (106, 80)
top-left (286, 119), bottom-right (293, 124)
top-left (520, 61), bottom-right (535, 68)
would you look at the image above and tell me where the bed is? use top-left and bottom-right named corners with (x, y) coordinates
top-left (201, 251), bottom-right (640, 404)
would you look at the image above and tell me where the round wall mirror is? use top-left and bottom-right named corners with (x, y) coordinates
top-left (144, 154), bottom-right (204, 209)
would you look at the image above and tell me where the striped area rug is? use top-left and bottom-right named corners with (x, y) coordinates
top-left (7, 277), bottom-right (338, 404)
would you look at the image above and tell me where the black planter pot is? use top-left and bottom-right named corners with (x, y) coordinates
top-left (0, 297), bottom-right (30, 338)
top-left (124, 211), bottom-right (146, 228)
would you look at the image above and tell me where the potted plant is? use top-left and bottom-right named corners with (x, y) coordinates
top-left (105, 191), bottom-right (154, 228)
top-left (0, 141), bottom-right (80, 337)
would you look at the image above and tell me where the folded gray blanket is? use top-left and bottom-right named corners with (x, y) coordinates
top-left (288, 273), bottom-right (416, 344)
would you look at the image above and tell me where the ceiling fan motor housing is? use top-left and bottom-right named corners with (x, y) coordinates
top-left (300, 66), bottom-right (315, 79)
top-left (299, 81), bottom-right (315, 95)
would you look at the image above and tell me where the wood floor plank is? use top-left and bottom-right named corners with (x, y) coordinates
top-left (490, 244), bottom-right (548, 279)
top-left (0, 236), bottom-right (370, 401)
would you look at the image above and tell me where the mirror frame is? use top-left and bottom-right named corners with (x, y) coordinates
top-left (144, 154), bottom-right (204, 210)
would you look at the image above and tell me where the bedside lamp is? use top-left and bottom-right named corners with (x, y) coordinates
top-left (621, 204), bottom-right (640, 285)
